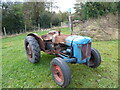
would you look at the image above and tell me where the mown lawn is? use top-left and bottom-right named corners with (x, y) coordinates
top-left (2, 28), bottom-right (118, 88)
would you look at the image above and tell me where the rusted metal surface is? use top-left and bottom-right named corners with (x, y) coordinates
top-left (82, 44), bottom-right (87, 60)
top-left (53, 34), bottom-right (70, 44)
top-left (87, 43), bottom-right (91, 57)
top-left (27, 31), bottom-right (70, 54)
top-left (41, 34), bottom-right (52, 40)
top-left (45, 49), bottom-right (66, 56)
top-left (41, 30), bottom-right (70, 44)
top-left (45, 48), bottom-right (60, 54)
top-left (41, 30), bottom-right (58, 40)
top-left (82, 43), bottom-right (91, 60)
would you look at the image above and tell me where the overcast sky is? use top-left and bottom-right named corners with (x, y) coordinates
top-left (2, 0), bottom-right (76, 13)
top-left (54, 0), bottom-right (76, 13)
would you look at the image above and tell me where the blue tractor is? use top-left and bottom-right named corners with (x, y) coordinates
top-left (24, 16), bottom-right (101, 88)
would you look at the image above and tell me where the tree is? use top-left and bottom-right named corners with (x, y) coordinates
top-left (74, 2), bottom-right (119, 20)
top-left (23, 2), bottom-right (45, 29)
top-left (45, 0), bottom-right (59, 12)
top-left (39, 11), bottom-right (51, 28)
top-left (58, 11), bottom-right (69, 22)
top-left (2, 1), bottom-right (61, 35)
top-left (2, 2), bottom-right (24, 35)
top-left (51, 12), bottom-right (60, 26)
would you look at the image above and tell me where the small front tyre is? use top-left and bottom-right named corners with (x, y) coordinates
top-left (50, 57), bottom-right (71, 88)
top-left (86, 47), bottom-right (101, 68)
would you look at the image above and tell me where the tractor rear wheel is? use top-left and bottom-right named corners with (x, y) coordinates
top-left (86, 47), bottom-right (101, 68)
top-left (50, 57), bottom-right (71, 88)
top-left (24, 36), bottom-right (40, 63)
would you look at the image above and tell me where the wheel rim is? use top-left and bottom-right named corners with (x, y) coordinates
top-left (26, 43), bottom-right (32, 59)
top-left (52, 64), bottom-right (63, 83)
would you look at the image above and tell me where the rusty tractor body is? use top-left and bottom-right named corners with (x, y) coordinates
top-left (27, 31), bottom-right (72, 55)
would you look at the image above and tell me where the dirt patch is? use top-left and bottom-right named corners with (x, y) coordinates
top-left (74, 13), bottom-right (118, 41)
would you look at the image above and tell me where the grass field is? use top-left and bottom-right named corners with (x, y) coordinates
top-left (2, 28), bottom-right (118, 88)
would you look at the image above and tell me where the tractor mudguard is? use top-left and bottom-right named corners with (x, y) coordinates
top-left (27, 33), bottom-right (45, 51)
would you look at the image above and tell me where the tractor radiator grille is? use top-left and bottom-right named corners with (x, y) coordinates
top-left (82, 43), bottom-right (91, 60)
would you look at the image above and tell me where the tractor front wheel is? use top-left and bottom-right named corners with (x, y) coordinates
top-left (50, 57), bottom-right (71, 88)
top-left (86, 47), bottom-right (101, 68)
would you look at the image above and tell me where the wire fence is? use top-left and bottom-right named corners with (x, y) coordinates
top-left (1, 24), bottom-right (69, 38)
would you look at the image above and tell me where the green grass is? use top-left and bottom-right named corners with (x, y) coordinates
top-left (2, 28), bottom-right (118, 88)
top-left (0, 38), bottom-right (2, 89)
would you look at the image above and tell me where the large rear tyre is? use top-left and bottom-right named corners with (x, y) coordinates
top-left (50, 57), bottom-right (71, 88)
top-left (24, 36), bottom-right (40, 63)
top-left (86, 47), bottom-right (101, 68)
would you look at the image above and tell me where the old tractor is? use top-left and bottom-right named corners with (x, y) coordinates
top-left (24, 15), bottom-right (101, 88)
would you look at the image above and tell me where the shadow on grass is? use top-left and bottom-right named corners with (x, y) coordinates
top-left (32, 52), bottom-right (55, 66)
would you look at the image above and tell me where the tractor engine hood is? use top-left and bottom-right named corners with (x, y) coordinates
top-left (65, 35), bottom-right (92, 46)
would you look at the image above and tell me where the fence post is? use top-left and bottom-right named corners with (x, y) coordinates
top-left (61, 22), bottom-right (62, 28)
top-left (25, 25), bottom-right (26, 33)
top-left (3, 27), bottom-right (7, 36)
top-left (38, 23), bottom-right (40, 31)
top-left (50, 23), bottom-right (52, 29)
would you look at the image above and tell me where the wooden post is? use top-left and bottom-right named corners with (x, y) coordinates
top-left (38, 23), bottom-right (40, 31)
top-left (50, 23), bottom-right (52, 29)
top-left (20, 29), bottom-right (22, 34)
top-left (34, 26), bottom-right (36, 32)
top-left (25, 25), bottom-right (26, 33)
top-left (69, 15), bottom-right (73, 35)
top-left (1, 32), bottom-right (3, 36)
top-left (3, 27), bottom-right (7, 36)
top-left (61, 22), bottom-right (62, 28)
